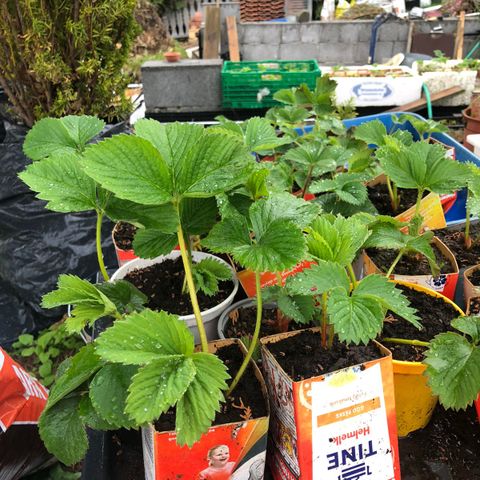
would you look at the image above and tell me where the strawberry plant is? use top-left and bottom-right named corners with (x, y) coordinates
top-left (463, 163), bottom-right (480, 249)
top-left (424, 316), bottom-right (480, 410)
top-left (363, 215), bottom-right (440, 277)
top-left (203, 192), bottom-right (318, 392)
top-left (285, 214), bottom-right (421, 347)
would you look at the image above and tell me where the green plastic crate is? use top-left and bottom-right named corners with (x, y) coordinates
top-left (222, 60), bottom-right (321, 109)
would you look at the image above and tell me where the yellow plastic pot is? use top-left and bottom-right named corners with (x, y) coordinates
top-left (390, 280), bottom-right (464, 437)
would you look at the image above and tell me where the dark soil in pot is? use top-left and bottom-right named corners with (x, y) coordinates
top-left (398, 404), bottom-right (480, 479)
top-left (154, 342), bottom-right (268, 433)
top-left (380, 285), bottom-right (459, 362)
top-left (434, 223), bottom-right (480, 269)
top-left (466, 268), bottom-right (480, 286)
top-left (225, 306), bottom-right (314, 339)
top-left (111, 429), bottom-right (144, 479)
top-left (367, 184), bottom-right (426, 216)
top-left (113, 222), bottom-right (137, 251)
top-left (124, 258), bottom-right (233, 316)
top-left (468, 297), bottom-right (480, 315)
top-left (266, 330), bottom-right (383, 381)
top-left (366, 245), bottom-right (453, 276)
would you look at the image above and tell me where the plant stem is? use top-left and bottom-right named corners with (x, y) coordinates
top-left (386, 249), bottom-right (405, 277)
top-left (96, 211), bottom-right (109, 282)
top-left (415, 189), bottom-right (424, 218)
top-left (275, 271), bottom-right (283, 286)
top-left (465, 195), bottom-right (472, 249)
top-left (347, 263), bottom-right (358, 289)
top-left (321, 292), bottom-right (328, 348)
top-left (393, 183), bottom-right (399, 211)
top-left (381, 337), bottom-right (430, 348)
top-left (227, 271), bottom-right (262, 396)
top-left (177, 224), bottom-right (208, 353)
top-left (386, 177), bottom-right (397, 213)
top-left (300, 164), bottom-right (314, 198)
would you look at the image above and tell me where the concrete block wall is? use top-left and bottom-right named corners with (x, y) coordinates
top-left (239, 18), bottom-right (480, 65)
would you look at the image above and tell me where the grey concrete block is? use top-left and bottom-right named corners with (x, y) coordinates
top-left (279, 42), bottom-right (320, 60)
top-left (317, 23), bottom-right (340, 43)
top-left (142, 59), bottom-right (223, 112)
top-left (377, 21), bottom-right (403, 42)
top-left (338, 23), bottom-right (360, 43)
top-left (300, 23), bottom-right (322, 43)
top-left (352, 42), bottom-right (370, 65)
top-left (358, 22), bottom-right (374, 42)
top-left (240, 24), bottom-right (282, 45)
top-left (393, 40), bottom-right (407, 55)
top-left (374, 41), bottom-right (395, 63)
top-left (282, 24), bottom-right (301, 43)
top-left (241, 43), bottom-right (280, 61)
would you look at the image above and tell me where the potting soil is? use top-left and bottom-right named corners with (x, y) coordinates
top-left (124, 258), bottom-right (233, 316)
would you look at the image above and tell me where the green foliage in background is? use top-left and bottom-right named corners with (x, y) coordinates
top-left (0, 0), bottom-right (139, 126)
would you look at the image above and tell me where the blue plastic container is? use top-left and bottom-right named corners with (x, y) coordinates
top-left (302, 112), bottom-right (480, 224)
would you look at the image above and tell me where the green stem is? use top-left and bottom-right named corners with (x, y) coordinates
top-left (96, 211), bottom-right (109, 282)
top-left (386, 177), bottom-right (396, 213)
top-left (227, 271), bottom-right (262, 396)
top-left (465, 196), bottom-right (471, 248)
top-left (300, 164), bottom-right (314, 198)
top-left (275, 271), bottom-right (283, 286)
top-left (393, 183), bottom-right (399, 211)
top-left (347, 263), bottom-right (358, 289)
top-left (386, 249), bottom-right (405, 277)
top-left (321, 292), bottom-right (328, 348)
top-left (177, 224), bottom-right (208, 353)
top-left (381, 337), bottom-right (430, 348)
top-left (415, 188), bottom-right (424, 220)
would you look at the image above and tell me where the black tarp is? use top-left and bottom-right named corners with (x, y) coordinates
top-left (0, 120), bottom-right (119, 347)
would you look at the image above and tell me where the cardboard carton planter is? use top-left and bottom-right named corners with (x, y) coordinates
top-left (384, 281), bottom-right (465, 437)
top-left (110, 251), bottom-right (239, 343)
top-left (142, 339), bottom-right (270, 480)
top-left (463, 264), bottom-right (480, 303)
top-left (465, 295), bottom-right (480, 422)
top-left (260, 328), bottom-right (400, 480)
top-left (363, 237), bottom-right (459, 301)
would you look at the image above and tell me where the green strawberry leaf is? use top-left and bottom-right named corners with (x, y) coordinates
top-left (451, 316), bottom-right (480, 344)
top-left (46, 344), bottom-right (103, 409)
top-left (425, 331), bottom-right (480, 409)
top-left (18, 154), bottom-right (98, 212)
top-left (287, 260), bottom-right (350, 295)
top-left (126, 356), bottom-right (196, 424)
top-left (354, 274), bottom-right (421, 329)
top-left (83, 134), bottom-right (173, 205)
top-left (176, 352), bottom-right (229, 446)
top-left (78, 395), bottom-right (117, 431)
top-left (39, 395), bottom-right (88, 465)
top-left (244, 117), bottom-right (291, 152)
top-left (24, 115), bottom-right (105, 160)
top-left (132, 229), bottom-right (178, 258)
top-left (89, 364), bottom-right (138, 428)
top-left (95, 309), bottom-right (194, 364)
top-left (353, 119), bottom-right (387, 147)
top-left (96, 280), bottom-right (147, 315)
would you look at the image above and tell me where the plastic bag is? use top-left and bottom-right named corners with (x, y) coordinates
top-left (0, 347), bottom-right (52, 479)
top-left (0, 120), bottom-right (119, 347)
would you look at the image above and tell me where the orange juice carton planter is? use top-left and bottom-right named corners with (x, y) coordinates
top-left (142, 339), bottom-right (270, 480)
top-left (112, 223), bottom-right (138, 267)
top-left (364, 237), bottom-right (459, 301)
top-left (260, 330), bottom-right (400, 480)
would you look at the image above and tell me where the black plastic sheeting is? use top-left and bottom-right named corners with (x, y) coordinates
top-left (0, 120), bottom-right (121, 347)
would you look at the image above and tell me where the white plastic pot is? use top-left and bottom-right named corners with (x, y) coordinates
top-left (110, 251), bottom-right (239, 344)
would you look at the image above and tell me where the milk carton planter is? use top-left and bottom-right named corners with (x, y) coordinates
top-left (142, 338), bottom-right (270, 480)
top-left (463, 264), bottom-right (480, 303)
top-left (323, 66), bottom-right (422, 107)
top-left (363, 237), bottom-right (460, 301)
top-left (260, 329), bottom-right (400, 480)
top-left (413, 60), bottom-right (477, 107)
top-left (110, 251), bottom-right (239, 343)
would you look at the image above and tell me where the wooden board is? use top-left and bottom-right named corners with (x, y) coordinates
top-left (454, 11), bottom-right (466, 60)
top-left (385, 86), bottom-right (464, 113)
top-left (226, 16), bottom-right (240, 62)
top-left (204, 6), bottom-right (221, 59)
